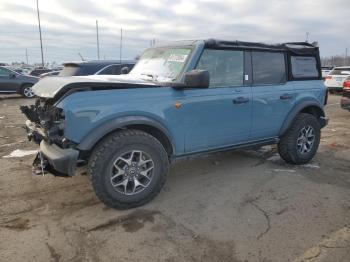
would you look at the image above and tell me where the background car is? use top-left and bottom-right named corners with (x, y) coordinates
top-left (321, 66), bottom-right (334, 79)
top-left (29, 68), bottom-right (53, 77)
top-left (340, 75), bottom-right (350, 111)
top-left (58, 60), bottom-right (135, 77)
top-left (39, 70), bottom-right (61, 78)
top-left (324, 66), bottom-right (350, 92)
top-left (0, 66), bottom-right (39, 98)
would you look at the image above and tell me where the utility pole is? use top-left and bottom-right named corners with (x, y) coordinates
top-left (119, 28), bottom-right (123, 64)
top-left (96, 20), bottom-right (100, 60)
top-left (25, 48), bottom-right (29, 65)
top-left (36, 0), bottom-right (44, 67)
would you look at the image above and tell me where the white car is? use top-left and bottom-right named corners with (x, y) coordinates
top-left (321, 66), bottom-right (333, 79)
top-left (324, 66), bottom-right (350, 92)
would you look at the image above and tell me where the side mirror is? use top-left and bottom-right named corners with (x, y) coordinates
top-left (184, 70), bottom-right (209, 89)
top-left (121, 67), bottom-right (129, 74)
top-left (341, 71), bottom-right (350, 75)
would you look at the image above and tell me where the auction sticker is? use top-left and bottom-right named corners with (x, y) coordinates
top-left (167, 54), bottom-right (188, 63)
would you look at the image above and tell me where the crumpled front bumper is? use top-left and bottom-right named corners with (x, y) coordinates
top-left (25, 120), bottom-right (79, 176)
top-left (38, 140), bottom-right (79, 176)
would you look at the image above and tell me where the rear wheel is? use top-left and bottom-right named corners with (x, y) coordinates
top-left (278, 113), bottom-right (321, 164)
top-left (21, 84), bottom-right (35, 98)
top-left (88, 129), bottom-right (169, 209)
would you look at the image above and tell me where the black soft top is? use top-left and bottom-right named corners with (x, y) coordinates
top-left (204, 39), bottom-right (319, 56)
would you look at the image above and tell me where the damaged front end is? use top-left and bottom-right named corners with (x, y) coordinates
top-left (21, 98), bottom-right (79, 177)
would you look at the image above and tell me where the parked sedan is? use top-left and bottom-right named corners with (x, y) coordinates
top-left (58, 60), bottom-right (135, 77)
top-left (324, 66), bottom-right (350, 92)
top-left (340, 76), bottom-right (350, 111)
top-left (0, 66), bottom-right (39, 98)
top-left (29, 68), bottom-right (53, 77)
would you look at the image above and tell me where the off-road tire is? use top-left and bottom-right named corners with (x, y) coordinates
top-left (20, 84), bottom-right (35, 98)
top-left (278, 113), bottom-right (321, 164)
top-left (88, 129), bottom-right (169, 209)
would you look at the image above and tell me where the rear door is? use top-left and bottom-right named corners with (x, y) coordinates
top-left (250, 51), bottom-right (295, 139)
top-left (183, 49), bottom-right (252, 153)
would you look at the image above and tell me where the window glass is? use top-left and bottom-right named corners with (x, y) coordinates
top-left (130, 48), bottom-right (192, 82)
top-left (99, 65), bottom-right (121, 75)
top-left (0, 67), bottom-right (12, 77)
top-left (291, 56), bottom-right (319, 78)
top-left (252, 52), bottom-right (286, 85)
top-left (196, 49), bottom-right (243, 87)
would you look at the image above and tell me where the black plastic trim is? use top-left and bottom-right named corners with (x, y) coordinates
top-left (279, 101), bottom-right (326, 136)
top-left (40, 140), bottom-right (79, 176)
top-left (77, 116), bottom-right (175, 153)
top-left (171, 137), bottom-right (279, 163)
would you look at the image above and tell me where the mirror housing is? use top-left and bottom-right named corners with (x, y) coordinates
top-left (184, 69), bottom-right (209, 89)
top-left (121, 66), bottom-right (129, 74)
top-left (341, 71), bottom-right (350, 75)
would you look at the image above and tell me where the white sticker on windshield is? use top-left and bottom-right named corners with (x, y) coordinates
top-left (167, 54), bottom-right (188, 63)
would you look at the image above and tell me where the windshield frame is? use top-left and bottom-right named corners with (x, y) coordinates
top-left (130, 45), bottom-right (195, 83)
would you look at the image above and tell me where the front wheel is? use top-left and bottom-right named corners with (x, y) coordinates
top-left (21, 84), bottom-right (35, 98)
top-left (278, 113), bottom-right (321, 164)
top-left (88, 130), bottom-right (169, 209)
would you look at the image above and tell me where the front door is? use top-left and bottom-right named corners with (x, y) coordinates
top-left (183, 49), bottom-right (252, 153)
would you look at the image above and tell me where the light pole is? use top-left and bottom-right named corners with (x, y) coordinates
top-left (36, 0), bottom-right (44, 67)
top-left (119, 28), bottom-right (123, 64)
top-left (96, 20), bottom-right (100, 60)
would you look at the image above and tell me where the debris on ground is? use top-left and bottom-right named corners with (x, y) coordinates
top-left (301, 164), bottom-right (320, 169)
top-left (3, 149), bottom-right (38, 158)
top-left (267, 154), bottom-right (280, 162)
top-left (273, 169), bottom-right (296, 173)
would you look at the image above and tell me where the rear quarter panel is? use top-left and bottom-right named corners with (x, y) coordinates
top-left (293, 80), bottom-right (327, 106)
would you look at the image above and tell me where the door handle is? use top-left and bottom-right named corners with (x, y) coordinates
top-left (280, 93), bottom-right (293, 100)
top-left (233, 97), bottom-right (249, 104)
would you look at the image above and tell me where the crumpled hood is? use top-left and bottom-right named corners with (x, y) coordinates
top-left (32, 74), bottom-right (159, 99)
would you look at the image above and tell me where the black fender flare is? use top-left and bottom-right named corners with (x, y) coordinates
top-left (279, 100), bottom-right (325, 136)
top-left (76, 116), bottom-right (175, 153)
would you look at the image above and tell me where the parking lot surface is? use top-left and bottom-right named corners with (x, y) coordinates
top-left (0, 94), bottom-right (349, 262)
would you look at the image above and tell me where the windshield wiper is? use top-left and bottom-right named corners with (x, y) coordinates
top-left (140, 73), bottom-right (159, 82)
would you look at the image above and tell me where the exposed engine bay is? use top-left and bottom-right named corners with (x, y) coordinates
top-left (20, 98), bottom-right (67, 147)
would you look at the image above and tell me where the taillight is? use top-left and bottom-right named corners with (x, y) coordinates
top-left (325, 75), bottom-right (332, 80)
top-left (343, 80), bottom-right (350, 90)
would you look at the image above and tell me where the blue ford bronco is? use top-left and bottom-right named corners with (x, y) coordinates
top-left (21, 39), bottom-right (328, 209)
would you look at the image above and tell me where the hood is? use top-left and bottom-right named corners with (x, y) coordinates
top-left (32, 74), bottom-right (159, 99)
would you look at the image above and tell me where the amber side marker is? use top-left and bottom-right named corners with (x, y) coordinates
top-left (175, 102), bottom-right (182, 109)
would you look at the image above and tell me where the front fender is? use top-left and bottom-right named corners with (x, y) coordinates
top-left (279, 100), bottom-right (325, 136)
top-left (76, 116), bottom-right (175, 152)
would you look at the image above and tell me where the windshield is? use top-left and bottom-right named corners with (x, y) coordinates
top-left (130, 47), bottom-right (192, 82)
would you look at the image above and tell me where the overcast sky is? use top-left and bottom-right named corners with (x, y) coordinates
top-left (0, 0), bottom-right (349, 64)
